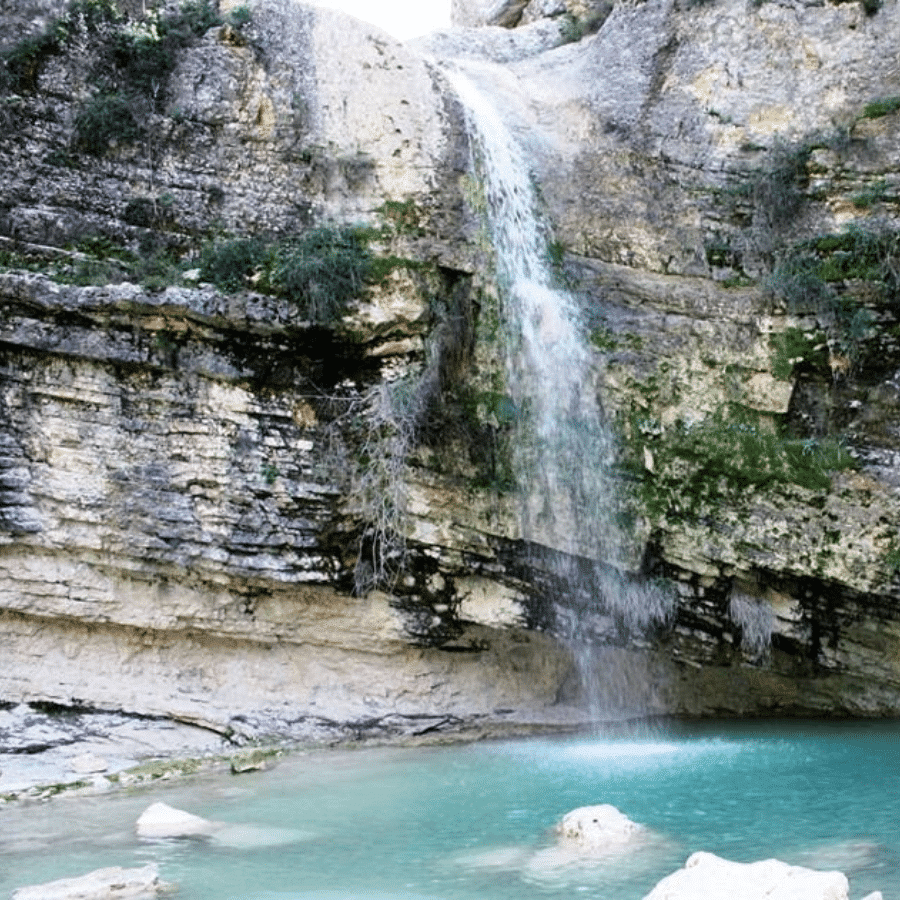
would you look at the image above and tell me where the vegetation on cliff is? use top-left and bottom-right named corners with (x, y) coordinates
top-left (199, 227), bottom-right (374, 325)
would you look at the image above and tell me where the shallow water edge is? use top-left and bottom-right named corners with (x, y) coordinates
top-left (0, 702), bottom-right (602, 804)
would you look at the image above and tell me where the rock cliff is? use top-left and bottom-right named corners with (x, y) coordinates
top-left (1, 0), bottom-right (900, 737)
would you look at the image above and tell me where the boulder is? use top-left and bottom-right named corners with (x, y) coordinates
top-left (12, 864), bottom-right (172, 899)
top-left (555, 804), bottom-right (643, 849)
top-left (516, 804), bottom-right (660, 881)
top-left (642, 852), bottom-right (849, 900)
top-left (136, 802), bottom-right (219, 839)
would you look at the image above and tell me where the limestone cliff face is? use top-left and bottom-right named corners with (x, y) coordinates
top-left (2, 0), bottom-right (900, 734)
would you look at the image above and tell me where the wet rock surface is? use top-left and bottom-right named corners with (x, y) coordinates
top-left (0, 702), bottom-right (228, 797)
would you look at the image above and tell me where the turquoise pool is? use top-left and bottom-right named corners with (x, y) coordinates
top-left (1, 719), bottom-right (895, 899)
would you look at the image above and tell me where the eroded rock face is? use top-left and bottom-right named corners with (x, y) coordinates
top-left (0, 0), bottom-right (470, 268)
top-left (2, 0), bottom-right (900, 731)
top-left (451, 0), bottom-right (531, 28)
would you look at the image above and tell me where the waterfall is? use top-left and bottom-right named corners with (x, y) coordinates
top-left (446, 66), bottom-right (674, 715)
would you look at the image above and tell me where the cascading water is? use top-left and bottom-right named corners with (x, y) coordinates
top-left (446, 66), bottom-right (674, 715)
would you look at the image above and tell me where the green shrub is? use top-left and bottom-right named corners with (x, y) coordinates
top-left (378, 199), bottom-right (422, 236)
top-left (810, 225), bottom-right (899, 282)
top-left (851, 180), bottom-right (888, 209)
top-left (770, 327), bottom-right (829, 381)
top-left (860, 96), bottom-right (900, 120)
top-left (1, 31), bottom-right (60, 93)
top-left (769, 225), bottom-right (900, 359)
top-left (773, 226), bottom-right (900, 301)
top-left (268, 227), bottom-right (371, 324)
top-left (72, 233), bottom-right (134, 261)
top-left (73, 91), bottom-right (142, 154)
top-left (770, 251), bottom-right (835, 314)
top-left (200, 227), bottom-right (372, 324)
top-left (108, 2), bottom-right (221, 98)
top-left (557, 3), bottom-right (611, 43)
top-left (1, 0), bottom-right (121, 95)
top-left (133, 248), bottom-right (184, 292)
top-left (123, 197), bottom-right (156, 227)
top-left (228, 6), bottom-right (252, 28)
top-left (752, 141), bottom-right (810, 228)
top-left (63, 0), bottom-right (121, 31)
top-left (199, 237), bottom-right (268, 291)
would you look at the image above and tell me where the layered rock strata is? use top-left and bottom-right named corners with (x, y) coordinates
top-left (1, 0), bottom-right (900, 733)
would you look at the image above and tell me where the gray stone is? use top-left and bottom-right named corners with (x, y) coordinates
top-left (451, 0), bottom-right (530, 28)
top-left (68, 753), bottom-right (109, 775)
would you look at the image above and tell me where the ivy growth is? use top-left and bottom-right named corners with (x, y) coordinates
top-left (859, 96), bottom-right (900, 120)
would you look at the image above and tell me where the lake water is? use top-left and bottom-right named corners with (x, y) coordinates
top-left (1, 719), bottom-right (896, 899)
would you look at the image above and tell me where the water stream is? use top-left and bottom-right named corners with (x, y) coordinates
top-left (445, 66), bottom-right (674, 711)
top-left (1, 721), bottom-right (896, 898)
top-left (447, 66), bottom-right (618, 564)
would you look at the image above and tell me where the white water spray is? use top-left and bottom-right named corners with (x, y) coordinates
top-left (446, 66), bottom-right (674, 714)
top-left (447, 69), bottom-right (618, 561)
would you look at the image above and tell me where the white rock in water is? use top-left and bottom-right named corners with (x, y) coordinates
top-left (860, 893), bottom-right (883, 900)
top-left (69, 753), bottom-right (109, 774)
top-left (136, 801), bottom-right (219, 838)
top-left (642, 851), bottom-right (849, 900)
top-left (556, 804), bottom-right (643, 849)
top-left (12, 863), bottom-right (171, 899)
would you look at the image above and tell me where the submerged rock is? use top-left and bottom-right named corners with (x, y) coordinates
top-left (12, 864), bottom-right (172, 899)
top-left (642, 851), bottom-right (849, 900)
top-left (793, 840), bottom-right (880, 875)
top-left (136, 802), bottom-right (219, 839)
top-left (209, 823), bottom-right (313, 850)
